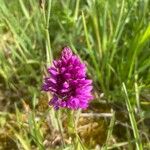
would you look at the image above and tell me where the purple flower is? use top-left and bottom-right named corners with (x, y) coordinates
top-left (42, 47), bottom-right (93, 110)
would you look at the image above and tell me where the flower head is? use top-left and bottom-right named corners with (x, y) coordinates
top-left (42, 47), bottom-right (93, 110)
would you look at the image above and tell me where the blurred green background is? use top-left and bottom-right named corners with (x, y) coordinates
top-left (0, 0), bottom-right (150, 149)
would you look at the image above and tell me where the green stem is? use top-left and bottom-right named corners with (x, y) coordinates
top-left (55, 111), bottom-right (65, 148)
top-left (67, 110), bottom-right (86, 150)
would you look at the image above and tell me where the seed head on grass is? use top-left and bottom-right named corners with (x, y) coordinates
top-left (42, 47), bottom-right (93, 110)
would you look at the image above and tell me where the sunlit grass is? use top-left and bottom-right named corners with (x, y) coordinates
top-left (0, 0), bottom-right (150, 149)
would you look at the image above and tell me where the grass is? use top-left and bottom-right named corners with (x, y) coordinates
top-left (0, 0), bottom-right (150, 149)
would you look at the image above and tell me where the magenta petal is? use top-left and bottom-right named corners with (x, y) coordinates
top-left (47, 78), bottom-right (57, 84)
top-left (53, 60), bottom-right (58, 67)
top-left (63, 82), bottom-right (69, 88)
top-left (49, 95), bottom-right (58, 105)
top-left (67, 98), bottom-right (79, 109)
top-left (60, 101), bottom-right (66, 107)
top-left (61, 47), bottom-right (72, 59)
top-left (48, 67), bottom-right (58, 76)
top-left (64, 73), bottom-right (71, 79)
top-left (42, 46), bottom-right (94, 110)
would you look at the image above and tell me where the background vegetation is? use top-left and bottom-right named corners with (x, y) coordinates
top-left (0, 0), bottom-right (150, 149)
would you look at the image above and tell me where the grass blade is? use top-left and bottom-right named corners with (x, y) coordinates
top-left (122, 83), bottom-right (143, 150)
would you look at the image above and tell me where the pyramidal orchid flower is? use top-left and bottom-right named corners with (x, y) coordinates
top-left (42, 47), bottom-right (93, 110)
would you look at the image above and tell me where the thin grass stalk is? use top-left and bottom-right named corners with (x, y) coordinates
top-left (122, 83), bottom-right (143, 150)
top-left (41, 0), bottom-right (53, 66)
top-left (55, 110), bottom-right (66, 148)
top-left (18, 0), bottom-right (30, 19)
top-left (74, 0), bottom-right (80, 22)
top-left (82, 11), bottom-right (105, 93)
top-left (104, 111), bottom-right (115, 150)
